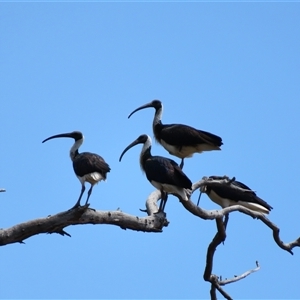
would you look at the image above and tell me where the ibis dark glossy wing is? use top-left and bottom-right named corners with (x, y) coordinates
top-left (208, 176), bottom-right (253, 193)
top-left (207, 181), bottom-right (273, 211)
top-left (158, 123), bottom-right (223, 147)
top-left (73, 152), bottom-right (111, 178)
top-left (144, 156), bottom-right (192, 188)
top-left (231, 180), bottom-right (254, 193)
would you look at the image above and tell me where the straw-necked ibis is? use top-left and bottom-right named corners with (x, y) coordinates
top-left (128, 100), bottom-right (223, 168)
top-left (199, 176), bottom-right (273, 214)
top-left (119, 134), bottom-right (192, 212)
top-left (42, 131), bottom-right (110, 208)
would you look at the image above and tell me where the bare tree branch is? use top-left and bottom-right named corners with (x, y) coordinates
top-left (203, 217), bottom-right (233, 300)
top-left (219, 261), bottom-right (260, 286)
top-left (1, 176), bottom-right (299, 256)
top-left (0, 196), bottom-right (169, 246)
top-left (178, 177), bottom-right (300, 255)
top-left (0, 176), bottom-right (298, 300)
top-left (210, 284), bottom-right (217, 300)
top-left (204, 217), bottom-right (228, 280)
top-left (203, 216), bottom-right (260, 300)
top-left (210, 275), bottom-right (233, 300)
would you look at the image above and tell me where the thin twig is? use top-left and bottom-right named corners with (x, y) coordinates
top-left (219, 261), bottom-right (260, 286)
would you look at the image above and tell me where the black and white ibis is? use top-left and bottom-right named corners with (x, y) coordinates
top-left (119, 134), bottom-right (192, 212)
top-left (128, 100), bottom-right (223, 168)
top-left (42, 131), bottom-right (110, 208)
top-left (199, 176), bottom-right (273, 215)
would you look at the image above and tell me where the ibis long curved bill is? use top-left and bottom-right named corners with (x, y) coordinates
top-left (119, 138), bottom-right (141, 162)
top-left (128, 101), bottom-right (154, 119)
top-left (128, 100), bottom-right (223, 169)
top-left (42, 132), bottom-right (79, 143)
top-left (119, 134), bottom-right (192, 213)
top-left (43, 130), bottom-right (110, 209)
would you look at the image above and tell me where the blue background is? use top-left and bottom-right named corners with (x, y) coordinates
top-left (1, 2), bottom-right (299, 299)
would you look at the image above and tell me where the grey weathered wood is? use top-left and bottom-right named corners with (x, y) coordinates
top-left (0, 205), bottom-right (169, 246)
top-left (0, 176), bottom-right (299, 255)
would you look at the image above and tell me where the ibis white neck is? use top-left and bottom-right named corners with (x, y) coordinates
top-left (139, 135), bottom-right (152, 171)
top-left (142, 135), bottom-right (152, 155)
top-left (70, 138), bottom-right (83, 160)
top-left (153, 106), bottom-right (163, 125)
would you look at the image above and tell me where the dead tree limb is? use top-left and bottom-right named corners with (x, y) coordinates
top-left (146, 185), bottom-right (299, 255)
top-left (219, 261), bottom-right (260, 286)
top-left (0, 193), bottom-right (169, 246)
top-left (0, 176), bottom-right (298, 300)
top-left (203, 216), bottom-right (233, 300)
top-left (178, 177), bottom-right (300, 255)
top-left (203, 215), bottom-right (260, 300)
top-left (1, 176), bottom-right (299, 254)
top-left (210, 284), bottom-right (217, 300)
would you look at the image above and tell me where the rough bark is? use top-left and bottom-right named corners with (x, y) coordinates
top-left (0, 191), bottom-right (168, 246)
top-left (1, 177), bottom-right (299, 253)
top-left (1, 177), bottom-right (299, 299)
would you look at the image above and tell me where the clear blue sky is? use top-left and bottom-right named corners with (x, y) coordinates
top-left (1, 2), bottom-right (300, 299)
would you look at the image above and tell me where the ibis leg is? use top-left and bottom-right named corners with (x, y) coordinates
top-left (197, 192), bottom-right (202, 206)
top-left (158, 190), bottom-right (165, 212)
top-left (222, 214), bottom-right (230, 245)
top-left (72, 185), bottom-right (85, 209)
top-left (85, 184), bottom-right (94, 205)
top-left (161, 193), bottom-right (168, 212)
top-left (158, 198), bottom-right (164, 213)
top-left (224, 213), bottom-right (229, 229)
top-left (180, 158), bottom-right (184, 169)
top-left (158, 191), bottom-right (168, 213)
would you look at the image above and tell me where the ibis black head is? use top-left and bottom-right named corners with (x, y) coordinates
top-left (42, 131), bottom-right (83, 143)
top-left (119, 134), bottom-right (150, 162)
top-left (128, 100), bottom-right (162, 118)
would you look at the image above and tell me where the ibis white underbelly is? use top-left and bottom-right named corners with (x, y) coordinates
top-left (208, 190), bottom-right (269, 214)
top-left (151, 180), bottom-right (190, 201)
top-left (77, 172), bottom-right (105, 185)
top-left (160, 140), bottom-right (219, 159)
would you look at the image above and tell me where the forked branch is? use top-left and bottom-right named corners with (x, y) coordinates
top-left (204, 215), bottom-right (260, 300)
top-left (179, 176), bottom-right (300, 255)
top-left (0, 177), bottom-right (299, 255)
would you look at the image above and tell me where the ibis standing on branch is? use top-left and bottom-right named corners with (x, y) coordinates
top-left (199, 176), bottom-right (273, 215)
top-left (42, 131), bottom-right (111, 208)
top-left (119, 134), bottom-right (192, 213)
top-left (128, 100), bottom-right (223, 169)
